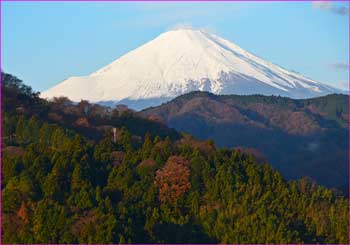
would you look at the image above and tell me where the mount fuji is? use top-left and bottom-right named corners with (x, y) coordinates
top-left (41, 28), bottom-right (341, 110)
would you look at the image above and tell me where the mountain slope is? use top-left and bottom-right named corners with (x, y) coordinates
top-left (2, 72), bottom-right (349, 244)
top-left (141, 91), bottom-right (349, 187)
top-left (1, 71), bottom-right (180, 143)
top-left (41, 29), bottom-right (341, 109)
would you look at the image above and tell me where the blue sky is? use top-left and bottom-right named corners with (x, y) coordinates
top-left (1, 1), bottom-right (349, 92)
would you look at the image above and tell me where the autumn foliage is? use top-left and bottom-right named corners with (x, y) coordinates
top-left (2, 73), bottom-right (349, 243)
top-left (155, 156), bottom-right (191, 204)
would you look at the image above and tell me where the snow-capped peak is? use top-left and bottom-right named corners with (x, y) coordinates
top-left (41, 28), bottom-right (341, 109)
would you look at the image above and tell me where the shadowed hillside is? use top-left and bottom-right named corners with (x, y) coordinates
top-left (1, 72), bottom-right (348, 243)
top-left (142, 91), bottom-right (349, 187)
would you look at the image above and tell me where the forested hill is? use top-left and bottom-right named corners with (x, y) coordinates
top-left (1, 72), bottom-right (349, 243)
top-left (2, 72), bottom-right (180, 143)
top-left (142, 91), bottom-right (349, 187)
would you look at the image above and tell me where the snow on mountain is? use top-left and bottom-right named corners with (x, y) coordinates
top-left (41, 28), bottom-right (341, 110)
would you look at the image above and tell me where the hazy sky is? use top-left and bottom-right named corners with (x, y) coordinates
top-left (2, 1), bottom-right (349, 92)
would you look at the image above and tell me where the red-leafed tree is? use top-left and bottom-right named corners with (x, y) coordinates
top-left (17, 200), bottom-right (29, 224)
top-left (155, 156), bottom-right (191, 204)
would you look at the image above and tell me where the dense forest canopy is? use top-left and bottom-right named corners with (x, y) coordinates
top-left (1, 72), bottom-right (349, 243)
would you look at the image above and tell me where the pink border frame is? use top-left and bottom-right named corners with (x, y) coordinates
top-left (0, 0), bottom-right (349, 244)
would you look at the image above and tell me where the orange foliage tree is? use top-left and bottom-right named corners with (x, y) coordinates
top-left (155, 156), bottom-right (191, 204)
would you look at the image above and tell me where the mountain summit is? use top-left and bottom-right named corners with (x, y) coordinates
top-left (41, 29), bottom-right (340, 109)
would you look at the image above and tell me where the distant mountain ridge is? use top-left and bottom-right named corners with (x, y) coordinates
top-left (141, 91), bottom-right (349, 187)
top-left (41, 29), bottom-right (342, 110)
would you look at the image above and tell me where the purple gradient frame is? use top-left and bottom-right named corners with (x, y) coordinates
top-left (0, 0), bottom-right (349, 244)
top-left (1, 0), bottom-right (319, 2)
